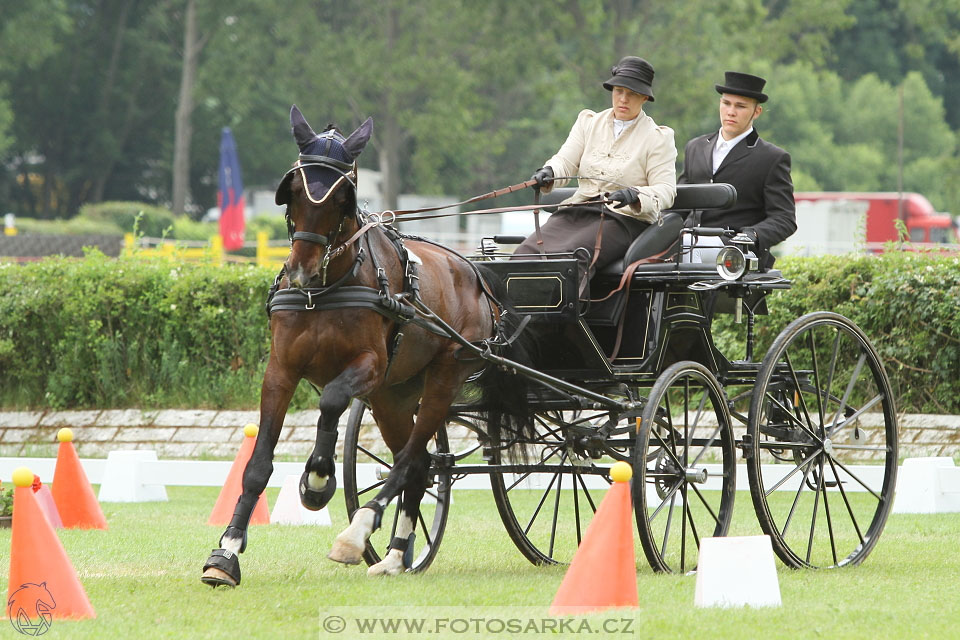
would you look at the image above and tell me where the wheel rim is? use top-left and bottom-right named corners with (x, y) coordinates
top-left (342, 401), bottom-right (451, 572)
top-left (635, 361), bottom-right (736, 574)
top-left (748, 313), bottom-right (898, 569)
top-left (488, 406), bottom-right (636, 565)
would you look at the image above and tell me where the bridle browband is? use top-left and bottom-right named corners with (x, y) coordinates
top-left (283, 154), bottom-right (359, 247)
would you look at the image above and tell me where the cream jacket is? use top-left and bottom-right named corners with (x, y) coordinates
top-left (542, 108), bottom-right (677, 223)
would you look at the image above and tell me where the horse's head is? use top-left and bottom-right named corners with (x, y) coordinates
top-left (275, 105), bottom-right (373, 288)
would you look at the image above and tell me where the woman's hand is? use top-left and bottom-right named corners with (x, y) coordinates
top-left (530, 166), bottom-right (555, 189)
top-left (606, 187), bottom-right (639, 208)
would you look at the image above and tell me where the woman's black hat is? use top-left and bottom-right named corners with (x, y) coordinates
top-left (602, 56), bottom-right (655, 101)
top-left (715, 71), bottom-right (768, 103)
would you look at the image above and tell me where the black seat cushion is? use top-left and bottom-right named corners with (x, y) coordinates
top-left (598, 212), bottom-right (684, 275)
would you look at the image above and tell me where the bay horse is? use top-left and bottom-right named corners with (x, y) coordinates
top-left (202, 105), bottom-right (531, 585)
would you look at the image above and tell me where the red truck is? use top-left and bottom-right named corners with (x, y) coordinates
top-left (781, 192), bottom-right (959, 256)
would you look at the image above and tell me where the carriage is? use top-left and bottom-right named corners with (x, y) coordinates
top-left (201, 108), bottom-right (898, 587)
top-left (339, 183), bottom-right (899, 575)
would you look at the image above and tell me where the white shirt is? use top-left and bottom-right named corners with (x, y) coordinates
top-left (712, 127), bottom-right (753, 173)
top-left (613, 116), bottom-right (637, 140)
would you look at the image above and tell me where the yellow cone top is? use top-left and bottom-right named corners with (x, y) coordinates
top-left (243, 423), bottom-right (259, 438)
top-left (610, 461), bottom-right (633, 483)
top-left (57, 427), bottom-right (74, 442)
top-left (12, 466), bottom-right (34, 487)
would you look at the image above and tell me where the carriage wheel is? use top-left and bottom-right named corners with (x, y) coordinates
top-left (747, 312), bottom-right (898, 569)
top-left (488, 403), bottom-right (639, 565)
top-left (342, 400), bottom-right (452, 573)
top-left (634, 361), bottom-right (737, 574)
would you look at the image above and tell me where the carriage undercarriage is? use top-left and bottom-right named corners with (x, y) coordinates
top-left (340, 205), bottom-right (899, 576)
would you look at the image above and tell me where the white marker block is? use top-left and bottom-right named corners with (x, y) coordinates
top-left (893, 457), bottom-right (960, 514)
top-left (270, 474), bottom-right (332, 525)
top-left (695, 536), bottom-right (781, 608)
top-left (98, 449), bottom-right (168, 502)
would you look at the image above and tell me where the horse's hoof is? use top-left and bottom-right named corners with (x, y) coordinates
top-left (300, 470), bottom-right (336, 511)
top-left (367, 553), bottom-right (405, 577)
top-left (201, 549), bottom-right (241, 587)
top-left (327, 539), bottom-right (364, 565)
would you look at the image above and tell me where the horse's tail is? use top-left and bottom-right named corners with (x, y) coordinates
top-left (473, 264), bottom-right (540, 458)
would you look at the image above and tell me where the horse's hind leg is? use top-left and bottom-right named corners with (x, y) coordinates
top-left (366, 451), bottom-right (430, 576)
top-left (300, 354), bottom-right (383, 511)
top-left (201, 361), bottom-right (294, 588)
top-left (328, 384), bottom-right (418, 566)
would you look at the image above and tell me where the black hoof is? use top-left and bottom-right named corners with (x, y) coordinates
top-left (299, 469), bottom-right (336, 511)
top-left (201, 549), bottom-right (241, 588)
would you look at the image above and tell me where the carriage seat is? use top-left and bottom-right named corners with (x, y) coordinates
top-left (541, 183), bottom-right (737, 276)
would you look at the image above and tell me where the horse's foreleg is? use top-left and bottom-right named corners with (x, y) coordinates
top-left (201, 360), bottom-right (295, 588)
top-left (300, 352), bottom-right (382, 511)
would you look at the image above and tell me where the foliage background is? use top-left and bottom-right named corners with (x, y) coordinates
top-left (0, 252), bottom-right (957, 413)
top-left (0, 0), bottom-right (958, 220)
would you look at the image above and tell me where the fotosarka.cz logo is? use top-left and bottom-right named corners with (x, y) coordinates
top-left (7, 582), bottom-right (56, 636)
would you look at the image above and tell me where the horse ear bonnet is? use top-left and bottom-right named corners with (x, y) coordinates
top-left (277, 105), bottom-right (374, 205)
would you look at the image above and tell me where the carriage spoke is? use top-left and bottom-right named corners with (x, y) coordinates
top-left (358, 445), bottom-right (393, 469)
top-left (784, 350), bottom-right (821, 441)
top-left (548, 459), bottom-right (564, 558)
top-left (805, 461), bottom-right (825, 564)
top-left (808, 330), bottom-right (827, 430)
top-left (649, 479), bottom-right (682, 522)
top-left (826, 394), bottom-right (884, 439)
top-left (660, 492), bottom-right (677, 558)
top-left (688, 481), bottom-right (721, 527)
top-left (574, 470), bottom-right (600, 514)
top-left (830, 352), bottom-right (867, 432)
top-left (504, 445), bottom-right (562, 492)
top-left (690, 424), bottom-right (722, 467)
top-left (680, 482), bottom-right (689, 573)
top-left (825, 454), bottom-right (866, 545)
top-left (820, 458), bottom-right (839, 566)
top-left (828, 457), bottom-right (884, 501)
top-left (764, 451), bottom-right (820, 498)
top-left (764, 390), bottom-right (824, 445)
top-left (357, 479), bottom-right (387, 497)
top-left (522, 469), bottom-right (560, 536)
top-left (780, 458), bottom-right (816, 539)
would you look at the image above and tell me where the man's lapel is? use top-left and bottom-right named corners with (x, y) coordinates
top-left (715, 129), bottom-right (760, 175)
top-left (700, 132), bottom-right (717, 177)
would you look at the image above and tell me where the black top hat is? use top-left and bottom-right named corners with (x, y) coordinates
top-left (715, 71), bottom-right (768, 103)
top-left (603, 56), bottom-right (656, 102)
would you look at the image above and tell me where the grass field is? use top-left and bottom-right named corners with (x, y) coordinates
top-left (1, 486), bottom-right (957, 639)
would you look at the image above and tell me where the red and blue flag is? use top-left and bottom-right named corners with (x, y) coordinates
top-left (218, 127), bottom-right (246, 250)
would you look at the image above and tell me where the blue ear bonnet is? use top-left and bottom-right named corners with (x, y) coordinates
top-left (298, 127), bottom-right (356, 202)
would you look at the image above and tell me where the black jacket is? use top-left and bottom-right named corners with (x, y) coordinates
top-left (678, 128), bottom-right (796, 268)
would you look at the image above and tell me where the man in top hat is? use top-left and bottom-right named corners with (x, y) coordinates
top-left (678, 71), bottom-right (796, 269)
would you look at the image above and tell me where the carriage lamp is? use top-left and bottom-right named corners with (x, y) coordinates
top-left (716, 245), bottom-right (746, 281)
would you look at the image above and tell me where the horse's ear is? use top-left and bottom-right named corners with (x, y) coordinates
top-left (275, 172), bottom-right (294, 206)
top-left (342, 117), bottom-right (374, 160)
top-left (290, 105), bottom-right (316, 149)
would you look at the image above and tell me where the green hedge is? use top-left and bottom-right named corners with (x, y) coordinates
top-left (0, 251), bottom-right (316, 410)
top-left (0, 251), bottom-right (957, 412)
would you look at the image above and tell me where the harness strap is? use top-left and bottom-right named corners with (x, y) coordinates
top-left (267, 286), bottom-right (450, 336)
top-left (292, 231), bottom-right (329, 246)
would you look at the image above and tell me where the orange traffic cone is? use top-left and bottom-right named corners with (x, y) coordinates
top-left (7, 466), bottom-right (95, 626)
top-left (549, 461), bottom-right (638, 616)
top-left (207, 424), bottom-right (270, 526)
top-left (50, 429), bottom-right (107, 530)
